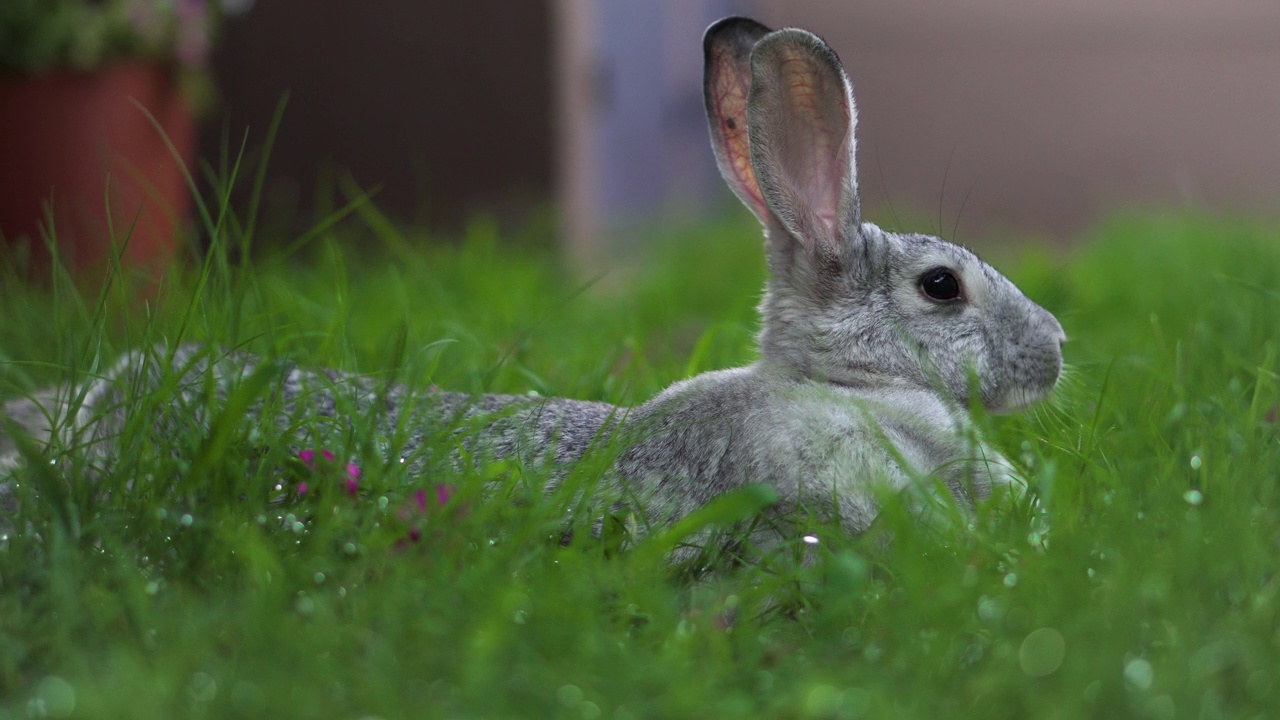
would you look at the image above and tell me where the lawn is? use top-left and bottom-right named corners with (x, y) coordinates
top-left (1, 207), bottom-right (1278, 719)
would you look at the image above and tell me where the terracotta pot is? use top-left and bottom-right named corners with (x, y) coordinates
top-left (0, 61), bottom-right (195, 285)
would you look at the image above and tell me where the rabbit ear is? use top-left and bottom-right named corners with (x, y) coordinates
top-left (747, 29), bottom-right (860, 257)
top-left (703, 16), bottom-right (773, 223)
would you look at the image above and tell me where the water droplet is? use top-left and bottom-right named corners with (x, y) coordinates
top-left (513, 609), bottom-right (528, 624)
top-left (1087, 568), bottom-right (1096, 579)
top-left (1124, 657), bottom-right (1154, 691)
top-left (145, 581), bottom-right (160, 595)
top-left (1084, 680), bottom-right (1103, 703)
top-left (291, 521), bottom-right (305, 533)
top-left (188, 672), bottom-right (218, 703)
top-left (1004, 573), bottom-right (1018, 588)
top-left (378, 496), bottom-right (389, 509)
top-left (313, 572), bottom-right (326, 586)
top-left (273, 483), bottom-right (283, 492)
top-left (802, 534), bottom-right (819, 545)
top-left (180, 514), bottom-right (193, 527)
top-left (1183, 489), bottom-right (1203, 506)
top-left (35, 676), bottom-right (76, 718)
top-left (399, 456), bottom-right (407, 464)
top-left (1136, 511), bottom-right (1145, 520)
top-left (343, 543), bottom-right (357, 555)
top-left (578, 701), bottom-right (601, 720)
top-left (294, 594), bottom-right (316, 616)
top-left (1019, 627), bottom-right (1066, 677)
top-left (338, 586), bottom-right (347, 598)
top-left (156, 508), bottom-right (168, 521)
top-left (557, 684), bottom-right (584, 708)
top-left (805, 684), bottom-right (842, 717)
top-left (256, 514), bottom-right (267, 525)
top-left (1189, 455), bottom-right (1202, 470)
top-left (1026, 532), bottom-right (1042, 546)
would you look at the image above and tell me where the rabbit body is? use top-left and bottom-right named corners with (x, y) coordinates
top-left (0, 17), bottom-right (1065, 537)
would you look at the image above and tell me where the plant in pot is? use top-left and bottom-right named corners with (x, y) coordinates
top-left (0, 0), bottom-right (231, 286)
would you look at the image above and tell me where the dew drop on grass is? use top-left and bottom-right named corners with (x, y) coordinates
top-left (1083, 680), bottom-right (1103, 703)
top-left (294, 594), bottom-right (316, 616)
top-left (802, 535), bottom-right (820, 545)
top-left (378, 496), bottom-right (389, 509)
top-left (1124, 657), bottom-right (1154, 691)
top-left (256, 514), bottom-right (267, 525)
top-left (314, 572), bottom-right (326, 586)
top-left (862, 643), bottom-right (884, 663)
top-left (805, 685), bottom-right (842, 717)
top-left (557, 684), bottom-right (584, 708)
top-left (156, 508), bottom-right (168, 521)
top-left (292, 521), bottom-right (305, 533)
top-left (513, 609), bottom-right (528, 624)
top-left (343, 543), bottom-right (358, 555)
top-left (1019, 627), bottom-right (1066, 677)
top-left (578, 701), bottom-right (601, 720)
top-left (145, 581), bottom-right (159, 595)
top-left (188, 672), bottom-right (217, 703)
top-left (180, 514), bottom-right (193, 527)
top-left (1004, 573), bottom-right (1018, 588)
top-left (34, 676), bottom-right (76, 718)
top-left (1087, 568), bottom-right (1096, 579)
top-left (1189, 454), bottom-right (1202, 470)
top-left (1184, 489), bottom-right (1203, 506)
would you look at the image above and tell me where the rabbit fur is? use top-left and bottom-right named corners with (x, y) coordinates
top-left (0, 17), bottom-right (1064, 540)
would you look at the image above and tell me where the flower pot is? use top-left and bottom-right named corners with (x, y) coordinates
top-left (0, 61), bottom-right (195, 285)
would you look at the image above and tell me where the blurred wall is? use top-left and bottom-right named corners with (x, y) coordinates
top-left (205, 1), bottom-right (1280, 253)
top-left (202, 0), bottom-right (553, 231)
top-left (555, 0), bottom-right (746, 268)
top-left (756, 0), bottom-right (1280, 241)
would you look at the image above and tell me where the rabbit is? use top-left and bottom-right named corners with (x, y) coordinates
top-left (0, 17), bottom-right (1065, 544)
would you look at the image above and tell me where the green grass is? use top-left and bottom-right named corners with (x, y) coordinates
top-left (1, 207), bottom-right (1279, 719)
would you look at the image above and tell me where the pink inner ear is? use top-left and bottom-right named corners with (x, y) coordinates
top-left (776, 51), bottom-right (848, 237)
top-left (711, 53), bottom-right (768, 214)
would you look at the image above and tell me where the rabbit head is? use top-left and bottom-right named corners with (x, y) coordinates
top-left (703, 17), bottom-right (1064, 413)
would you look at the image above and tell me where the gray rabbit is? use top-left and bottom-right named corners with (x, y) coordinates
top-left (0, 17), bottom-right (1064, 541)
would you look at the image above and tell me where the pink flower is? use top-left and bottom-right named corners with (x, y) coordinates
top-left (412, 484), bottom-right (455, 511)
top-left (298, 448), bottom-right (336, 470)
top-left (297, 448), bottom-right (360, 496)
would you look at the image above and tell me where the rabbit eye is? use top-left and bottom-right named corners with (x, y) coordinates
top-left (919, 267), bottom-right (962, 302)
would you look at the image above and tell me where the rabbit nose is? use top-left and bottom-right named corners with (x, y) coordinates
top-left (1039, 308), bottom-right (1067, 346)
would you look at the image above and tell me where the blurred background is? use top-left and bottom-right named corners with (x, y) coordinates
top-left (208, 0), bottom-right (1280, 249)
top-left (3, 0), bottom-right (1279, 278)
